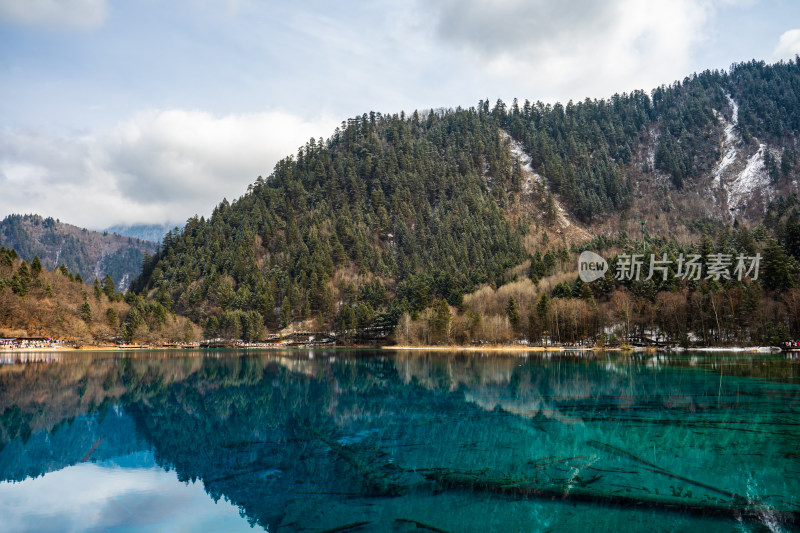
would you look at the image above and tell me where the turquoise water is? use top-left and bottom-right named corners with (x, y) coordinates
top-left (0, 350), bottom-right (798, 532)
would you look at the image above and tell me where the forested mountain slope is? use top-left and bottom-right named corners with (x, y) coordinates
top-left (0, 214), bottom-right (157, 291)
top-left (133, 107), bottom-right (530, 336)
top-left (132, 59), bottom-right (800, 341)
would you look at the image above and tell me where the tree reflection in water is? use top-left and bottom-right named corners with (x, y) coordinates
top-left (1, 350), bottom-right (799, 532)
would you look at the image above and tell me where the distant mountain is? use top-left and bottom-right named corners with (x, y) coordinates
top-left (0, 214), bottom-right (158, 290)
top-left (104, 223), bottom-right (180, 244)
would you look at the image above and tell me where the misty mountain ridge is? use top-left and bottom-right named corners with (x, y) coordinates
top-left (104, 223), bottom-right (182, 244)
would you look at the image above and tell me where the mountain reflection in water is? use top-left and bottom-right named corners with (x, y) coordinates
top-left (0, 350), bottom-right (798, 532)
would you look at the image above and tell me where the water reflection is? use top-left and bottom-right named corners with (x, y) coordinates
top-left (0, 350), bottom-right (799, 532)
top-left (0, 452), bottom-right (254, 533)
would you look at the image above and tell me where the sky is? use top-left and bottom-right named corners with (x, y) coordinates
top-left (1, 0), bottom-right (799, 230)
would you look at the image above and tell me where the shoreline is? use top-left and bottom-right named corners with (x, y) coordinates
top-left (384, 344), bottom-right (781, 353)
top-left (387, 344), bottom-right (602, 352)
top-left (0, 344), bottom-right (782, 354)
top-left (0, 344), bottom-right (192, 353)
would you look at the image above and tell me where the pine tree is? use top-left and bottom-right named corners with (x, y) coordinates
top-left (101, 274), bottom-right (116, 298)
top-left (545, 192), bottom-right (558, 224)
top-left (536, 294), bottom-right (550, 320)
top-left (106, 307), bottom-right (118, 328)
top-left (431, 299), bottom-right (452, 343)
top-left (81, 301), bottom-right (93, 323)
top-left (31, 256), bottom-right (42, 278)
top-left (762, 238), bottom-right (798, 291)
top-left (505, 296), bottom-right (520, 331)
top-left (12, 262), bottom-right (30, 297)
top-left (781, 149), bottom-right (792, 178)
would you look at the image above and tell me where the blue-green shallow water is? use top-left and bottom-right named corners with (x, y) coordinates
top-left (0, 350), bottom-right (798, 532)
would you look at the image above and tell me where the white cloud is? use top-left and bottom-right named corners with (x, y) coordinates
top-left (425, 0), bottom-right (714, 101)
top-left (0, 109), bottom-right (338, 228)
top-left (103, 109), bottom-right (338, 203)
top-left (772, 29), bottom-right (800, 62)
top-left (0, 0), bottom-right (107, 29)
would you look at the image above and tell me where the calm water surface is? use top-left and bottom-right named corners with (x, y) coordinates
top-left (0, 349), bottom-right (798, 532)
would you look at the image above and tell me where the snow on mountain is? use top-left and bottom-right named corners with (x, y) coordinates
top-left (727, 144), bottom-right (771, 213)
top-left (712, 94), bottom-right (740, 187)
top-left (708, 96), bottom-right (778, 218)
top-left (503, 130), bottom-right (544, 194)
top-left (501, 130), bottom-right (590, 241)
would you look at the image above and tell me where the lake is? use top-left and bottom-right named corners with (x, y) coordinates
top-left (0, 349), bottom-right (798, 532)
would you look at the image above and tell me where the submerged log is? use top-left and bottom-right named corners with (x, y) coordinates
top-left (317, 521), bottom-right (371, 533)
top-left (394, 517), bottom-right (452, 532)
top-left (80, 436), bottom-right (104, 462)
top-left (421, 468), bottom-right (799, 526)
top-left (586, 440), bottom-right (745, 501)
top-left (294, 419), bottom-right (402, 497)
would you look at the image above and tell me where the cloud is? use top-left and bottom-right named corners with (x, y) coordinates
top-left (103, 109), bottom-right (338, 204)
top-left (424, 0), bottom-right (713, 101)
top-left (772, 29), bottom-right (800, 62)
top-left (0, 110), bottom-right (338, 228)
top-left (0, 0), bottom-right (107, 29)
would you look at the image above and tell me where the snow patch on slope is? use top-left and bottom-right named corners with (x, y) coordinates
top-left (93, 253), bottom-right (106, 281)
top-left (728, 144), bottom-right (770, 212)
top-left (709, 95), bottom-right (774, 216)
top-left (646, 127), bottom-right (658, 170)
top-left (504, 132), bottom-right (543, 194)
top-left (712, 94), bottom-right (739, 187)
top-left (728, 93), bottom-right (739, 124)
top-left (500, 130), bottom-right (589, 240)
top-left (508, 136), bottom-right (534, 174)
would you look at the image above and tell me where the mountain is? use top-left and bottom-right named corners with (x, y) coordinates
top-left (0, 246), bottom-right (199, 342)
top-left (132, 59), bottom-right (800, 345)
top-left (104, 223), bottom-right (180, 244)
top-left (0, 214), bottom-right (158, 291)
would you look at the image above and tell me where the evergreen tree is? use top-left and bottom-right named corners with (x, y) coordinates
top-left (12, 262), bottom-right (30, 297)
top-left (101, 274), bottom-right (116, 298)
top-left (80, 301), bottom-right (93, 323)
top-left (30, 255), bottom-right (42, 278)
top-left (107, 307), bottom-right (119, 328)
top-left (762, 238), bottom-right (798, 291)
top-left (505, 296), bottom-right (520, 331)
top-left (536, 294), bottom-right (550, 320)
top-left (431, 299), bottom-right (451, 343)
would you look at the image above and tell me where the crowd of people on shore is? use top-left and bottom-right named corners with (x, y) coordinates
top-left (0, 338), bottom-right (62, 350)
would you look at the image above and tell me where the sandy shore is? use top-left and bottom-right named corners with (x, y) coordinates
top-left (386, 344), bottom-right (626, 352)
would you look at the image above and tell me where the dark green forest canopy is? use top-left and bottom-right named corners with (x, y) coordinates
top-left (132, 107), bottom-right (530, 331)
top-left (131, 59), bottom-right (800, 336)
